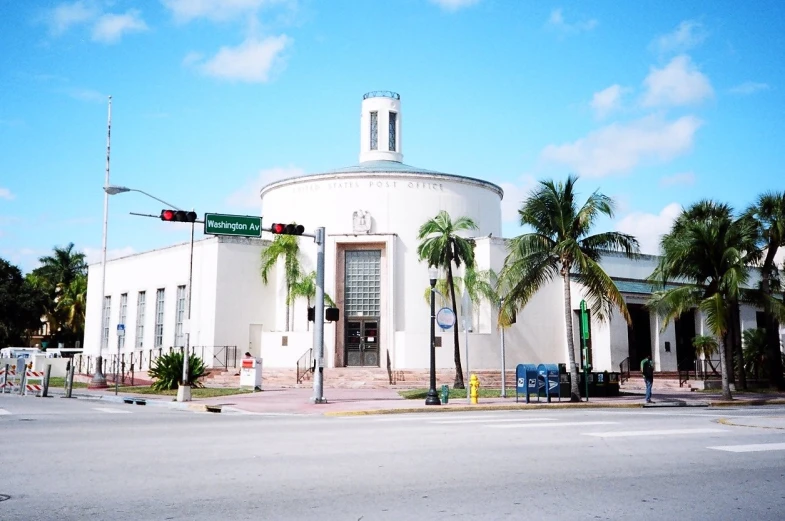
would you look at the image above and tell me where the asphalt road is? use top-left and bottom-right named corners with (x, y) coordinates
top-left (1, 394), bottom-right (784, 521)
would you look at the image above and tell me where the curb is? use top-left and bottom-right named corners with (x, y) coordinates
top-left (706, 399), bottom-right (785, 407)
top-left (717, 417), bottom-right (785, 430)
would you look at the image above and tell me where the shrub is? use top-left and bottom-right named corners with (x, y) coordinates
top-left (148, 351), bottom-right (205, 391)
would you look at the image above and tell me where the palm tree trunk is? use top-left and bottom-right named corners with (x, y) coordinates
top-left (717, 335), bottom-right (733, 400)
top-left (730, 301), bottom-right (746, 390)
top-left (447, 260), bottom-right (465, 389)
top-left (285, 286), bottom-right (291, 332)
top-left (562, 267), bottom-right (580, 402)
top-left (761, 265), bottom-right (785, 390)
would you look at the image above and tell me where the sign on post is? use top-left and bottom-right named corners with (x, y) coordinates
top-left (117, 324), bottom-right (125, 336)
top-left (580, 300), bottom-right (589, 339)
top-left (204, 213), bottom-right (262, 237)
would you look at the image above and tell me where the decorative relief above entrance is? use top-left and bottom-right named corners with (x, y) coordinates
top-left (352, 210), bottom-right (372, 234)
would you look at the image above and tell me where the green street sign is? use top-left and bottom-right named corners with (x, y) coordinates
top-left (580, 299), bottom-right (589, 339)
top-left (204, 213), bottom-right (262, 237)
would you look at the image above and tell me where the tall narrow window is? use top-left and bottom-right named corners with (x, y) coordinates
top-left (174, 285), bottom-right (186, 347)
top-left (136, 291), bottom-right (146, 348)
top-left (154, 288), bottom-right (165, 348)
top-left (118, 293), bottom-right (128, 350)
top-left (370, 111), bottom-right (378, 150)
top-left (388, 111), bottom-right (397, 151)
top-left (101, 296), bottom-right (111, 349)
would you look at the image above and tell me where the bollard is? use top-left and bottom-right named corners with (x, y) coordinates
top-left (66, 362), bottom-right (75, 398)
top-left (470, 374), bottom-right (480, 404)
top-left (440, 384), bottom-right (449, 404)
top-left (42, 364), bottom-right (52, 397)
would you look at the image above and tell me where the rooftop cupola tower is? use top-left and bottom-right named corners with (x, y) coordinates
top-left (359, 91), bottom-right (402, 163)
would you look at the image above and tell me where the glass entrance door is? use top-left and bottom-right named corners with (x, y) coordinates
top-left (345, 319), bottom-right (380, 367)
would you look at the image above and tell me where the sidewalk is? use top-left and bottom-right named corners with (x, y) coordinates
top-left (130, 386), bottom-right (785, 416)
top-left (54, 385), bottom-right (785, 416)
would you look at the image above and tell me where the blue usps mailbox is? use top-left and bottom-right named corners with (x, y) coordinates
top-left (515, 363), bottom-right (539, 403)
top-left (537, 363), bottom-right (561, 402)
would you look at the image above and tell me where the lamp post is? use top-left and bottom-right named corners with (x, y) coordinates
top-left (499, 297), bottom-right (506, 398)
top-left (103, 184), bottom-right (195, 402)
top-left (425, 266), bottom-right (441, 406)
top-left (89, 96), bottom-right (112, 390)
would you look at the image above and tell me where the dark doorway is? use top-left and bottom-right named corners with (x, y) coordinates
top-left (627, 304), bottom-right (652, 369)
top-left (674, 310), bottom-right (697, 372)
top-left (345, 319), bottom-right (380, 367)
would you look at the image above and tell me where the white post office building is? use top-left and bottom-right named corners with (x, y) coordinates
top-left (82, 91), bottom-right (781, 381)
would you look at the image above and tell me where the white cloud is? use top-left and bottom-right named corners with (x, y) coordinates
top-left (615, 203), bottom-right (682, 255)
top-left (651, 20), bottom-right (707, 55)
top-left (590, 84), bottom-right (628, 119)
top-left (91, 10), bottom-right (148, 43)
top-left (659, 171), bottom-right (695, 187)
top-left (227, 166), bottom-right (305, 208)
top-left (83, 246), bottom-right (136, 265)
top-left (498, 175), bottom-right (537, 223)
top-left (0, 188), bottom-right (15, 200)
top-left (729, 81), bottom-right (770, 95)
top-left (540, 114), bottom-right (703, 177)
top-left (547, 8), bottom-right (597, 33)
top-left (429, 0), bottom-right (481, 11)
top-left (642, 55), bottom-right (713, 107)
top-left (161, 0), bottom-right (271, 23)
top-left (45, 0), bottom-right (99, 35)
top-left (191, 36), bottom-right (291, 82)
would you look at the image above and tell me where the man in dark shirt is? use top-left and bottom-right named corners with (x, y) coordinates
top-left (641, 354), bottom-right (654, 403)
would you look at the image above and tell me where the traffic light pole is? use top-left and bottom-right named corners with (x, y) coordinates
top-left (177, 219), bottom-right (195, 402)
top-left (310, 227), bottom-right (327, 404)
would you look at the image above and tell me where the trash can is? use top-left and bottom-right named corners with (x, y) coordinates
top-left (441, 384), bottom-right (449, 404)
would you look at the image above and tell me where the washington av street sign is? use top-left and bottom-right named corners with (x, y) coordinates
top-left (204, 213), bottom-right (262, 237)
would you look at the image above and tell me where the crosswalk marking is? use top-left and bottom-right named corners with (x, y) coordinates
top-left (708, 443), bottom-right (785, 453)
top-left (93, 407), bottom-right (131, 414)
top-left (584, 428), bottom-right (726, 438)
top-left (487, 421), bottom-right (618, 429)
top-left (0, 408), bottom-right (10, 415)
top-left (431, 417), bottom-right (558, 424)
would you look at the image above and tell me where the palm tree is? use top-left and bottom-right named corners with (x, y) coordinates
top-left (37, 242), bottom-right (87, 289)
top-left (417, 210), bottom-right (478, 389)
top-left (647, 200), bottom-right (757, 400)
top-left (55, 274), bottom-right (88, 339)
top-left (260, 235), bottom-right (302, 332)
top-left (421, 267), bottom-right (499, 333)
top-left (743, 191), bottom-right (785, 390)
top-left (290, 271), bottom-right (336, 330)
top-left (497, 175), bottom-right (639, 402)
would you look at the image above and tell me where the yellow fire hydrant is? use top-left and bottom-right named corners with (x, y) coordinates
top-left (470, 374), bottom-right (480, 404)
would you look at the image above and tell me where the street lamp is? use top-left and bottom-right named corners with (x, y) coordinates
top-left (425, 266), bottom-right (441, 406)
top-left (103, 184), bottom-right (196, 402)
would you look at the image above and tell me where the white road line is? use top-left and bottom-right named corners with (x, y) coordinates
top-left (93, 407), bottom-right (132, 414)
top-left (584, 428), bottom-right (727, 438)
top-left (0, 408), bottom-right (10, 415)
top-left (487, 421), bottom-right (618, 429)
top-left (708, 443), bottom-right (785, 453)
top-left (431, 418), bottom-right (558, 424)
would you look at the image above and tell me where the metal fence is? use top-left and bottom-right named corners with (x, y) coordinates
top-left (71, 345), bottom-right (239, 378)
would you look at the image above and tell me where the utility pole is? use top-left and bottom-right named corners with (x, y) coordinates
top-left (310, 227), bottom-right (327, 404)
top-left (499, 297), bottom-right (506, 398)
top-left (177, 218), bottom-right (195, 402)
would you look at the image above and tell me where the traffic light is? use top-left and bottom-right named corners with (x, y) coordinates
top-left (325, 307), bottom-right (339, 322)
top-left (160, 209), bottom-right (197, 222)
top-left (307, 306), bottom-right (315, 322)
top-left (270, 223), bottom-right (305, 235)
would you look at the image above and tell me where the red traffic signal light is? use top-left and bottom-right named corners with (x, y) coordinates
top-left (160, 210), bottom-right (197, 223)
top-left (270, 223), bottom-right (305, 235)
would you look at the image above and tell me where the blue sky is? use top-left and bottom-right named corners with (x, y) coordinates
top-left (1, 0), bottom-right (784, 272)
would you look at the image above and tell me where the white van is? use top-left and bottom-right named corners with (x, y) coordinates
top-left (0, 347), bottom-right (43, 359)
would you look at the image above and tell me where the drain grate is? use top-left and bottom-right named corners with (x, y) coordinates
top-left (0, 494), bottom-right (10, 502)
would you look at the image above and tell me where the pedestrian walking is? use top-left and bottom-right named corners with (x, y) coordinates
top-left (641, 354), bottom-right (654, 403)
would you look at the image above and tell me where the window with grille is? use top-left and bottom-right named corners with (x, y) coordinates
top-left (344, 250), bottom-right (381, 317)
top-left (174, 285), bottom-right (186, 347)
top-left (136, 291), bottom-right (146, 348)
top-left (101, 296), bottom-right (111, 349)
top-left (154, 288), bottom-right (165, 348)
top-left (370, 111), bottom-right (378, 150)
top-left (388, 112), bottom-right (397, 151)
top-left (119, 293), bottom-right (127, 350)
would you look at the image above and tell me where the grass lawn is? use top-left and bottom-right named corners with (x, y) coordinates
top-left (47, 377), bottom-right (88, 389)
top-left (115, 386), bottom-right (254, 398)
top-left (399, 387), bottom-right (520, 400)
